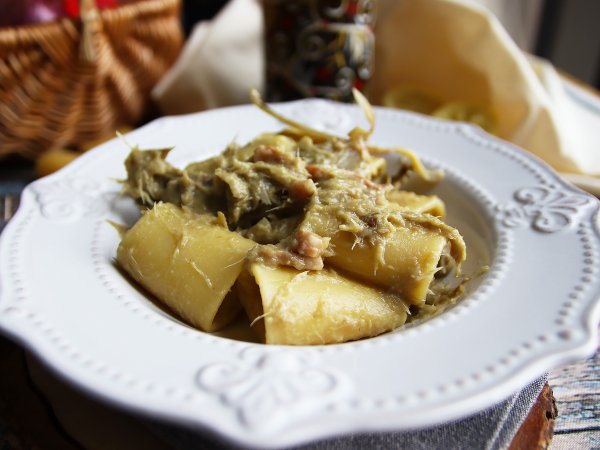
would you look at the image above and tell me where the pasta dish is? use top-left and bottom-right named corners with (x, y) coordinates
top-left (115, 90), bottom-right (466, 345)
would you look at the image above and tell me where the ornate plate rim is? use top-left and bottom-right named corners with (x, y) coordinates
top-left (1, 100), bottom-right (600, 448)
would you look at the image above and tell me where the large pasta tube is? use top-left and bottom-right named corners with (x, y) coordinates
top-left (326, 225), bottom-right (450, 306)
top-left (236, 263), bottom-right (408, 345)
top-left (116, 203), bottom-right (255, 332)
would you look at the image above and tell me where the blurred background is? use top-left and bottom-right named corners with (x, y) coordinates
top-left (0, 0), bottom-right (599, 179)
top-left (479, 0), bottom-right (599, 89)
top-left (183, 0), bottom-right (600, 89)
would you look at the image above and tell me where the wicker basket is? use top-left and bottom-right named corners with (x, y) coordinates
top-left (0, 0), bottom-right (183, 159)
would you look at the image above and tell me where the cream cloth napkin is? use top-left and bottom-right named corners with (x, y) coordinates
top-left (370, 0), bottom-right (600, 179)
top-left (152, 0), bottom-right (600, 183)
top-left (152, 0), bottom-right (264, 113)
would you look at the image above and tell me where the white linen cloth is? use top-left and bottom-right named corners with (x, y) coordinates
top-left (152, 0), bottom-right (600, 187)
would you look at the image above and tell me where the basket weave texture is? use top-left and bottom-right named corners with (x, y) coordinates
top-left (0, 0), bottom-right (183, 159)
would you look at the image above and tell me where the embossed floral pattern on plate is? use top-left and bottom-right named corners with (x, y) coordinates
top-left (497, 185), bottom-right (591, 233)
top-left (197, 347), bottom-right (349, 429)
top-left (1, 100), bottom-right (599, 449)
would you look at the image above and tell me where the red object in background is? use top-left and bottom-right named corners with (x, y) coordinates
top-left (0, 0), bottom-right (65, 27)
top-left (0, 0), bottom-right (123, 27)
top-left (346, 0), bottom-right (358, 17)
top-left (64, 0), bottom-right (119, 17)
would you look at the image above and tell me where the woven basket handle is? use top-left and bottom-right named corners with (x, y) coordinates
top-left (79, 0), bottom-right (100, 62)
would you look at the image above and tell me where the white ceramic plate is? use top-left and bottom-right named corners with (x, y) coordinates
top-left (1, 101), bottom-right (600, 449)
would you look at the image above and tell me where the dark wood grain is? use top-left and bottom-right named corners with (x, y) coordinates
top-left (0, 336), bottom-right (81, 450)
top-left (509, 384), bottom-right (557, 450)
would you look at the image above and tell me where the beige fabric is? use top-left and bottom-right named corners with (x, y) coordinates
top-left (152, 0), bottom-right (600, 178)
top-left (152, 0), bottom-right (264, 114)
top-left (371, 0), bottom-right (599, 175)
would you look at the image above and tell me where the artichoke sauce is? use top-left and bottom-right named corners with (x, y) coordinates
top-left (121, 96), bottom-right (466, 317)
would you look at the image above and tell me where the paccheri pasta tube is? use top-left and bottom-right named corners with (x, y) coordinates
top-left (116, 89), bottom-right (467, 344)
top-left (116, 203), bottom-right (254, 332)
top-left (236, 263), bottom-right (408, 345)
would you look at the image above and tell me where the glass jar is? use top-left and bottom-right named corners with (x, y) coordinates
top-left (263, 0), bottom-right (377, 102)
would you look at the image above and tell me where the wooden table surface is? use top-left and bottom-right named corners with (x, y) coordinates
top-left (548, 344), bottom-right (600, 449)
